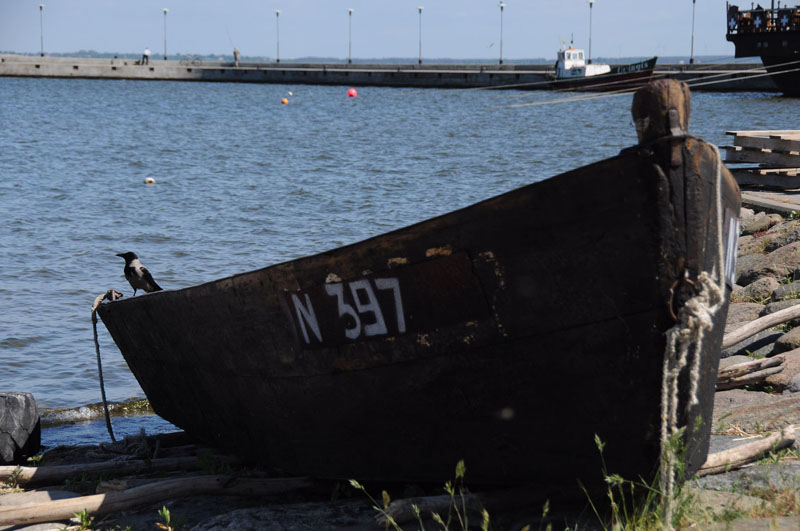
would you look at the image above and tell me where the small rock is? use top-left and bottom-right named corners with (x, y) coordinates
top-left (742, 277), bottom-right (780, 302)
top-left (763, 219), bottom-right (800, 252)
top-left (773, 327), bottom-right (800, 355)
top-left (725, 302), bottom-right (766, 332)
top-left (788, 374), bottom-right (800, 393)
top-left (737, 241), bottom-right (800, 286)
top-left (730, 284), bottom-right (746, 302)
top-left (762, 299), bottom-right (800, 328)
top-left (762, 299), bottom-right (800, 315)
top-left (766, 348), bottom-right (800, 391)
top-left (772, 280), bottom-right (800, 301)
top-left (694, 462), bottom-right (800, 498)
top-left (722, 328), bottom-right (782, 358)
top-left (736, 234), bottom-right (769, 258)
top-left (0, 392), bottom-right (41, 465)
top-left (740, 211), bottom-right (773, 235)
top-left (712, 389), bottom-right (800, 433)
top-left (683, 487), bottom-right (764, 518)
top-left (735, 253), bottom-right (767, 285)
top-left (768, 213), bottom-right (785, 225)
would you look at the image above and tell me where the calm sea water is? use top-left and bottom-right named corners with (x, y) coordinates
top-left (0, 77), bottom-right (797, 442)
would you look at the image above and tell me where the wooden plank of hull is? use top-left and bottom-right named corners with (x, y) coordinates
top-left (98, 124), bottom-right (739, 495)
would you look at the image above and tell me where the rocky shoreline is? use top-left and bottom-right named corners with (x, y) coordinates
top-left (4, 205), bottom-right (800, 530)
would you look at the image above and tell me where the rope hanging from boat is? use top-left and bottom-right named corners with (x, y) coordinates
top-left (658, 144), bottom-right (726, 529)
top-left (91, 290), bottom-right (123, 443)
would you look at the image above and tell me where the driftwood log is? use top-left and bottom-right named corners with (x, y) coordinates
top-left (0, 474), bottom-right (312, 526)
top-left (716, 357), bottom-right (785, 390)
top-left (0, 455), bottom-right (236, 487)
top-left (697, 425), bottom-right (798, 477)
top-left (721, 304), bottom-right (800, 350)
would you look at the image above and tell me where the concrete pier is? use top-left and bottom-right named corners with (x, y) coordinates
top-left (0, 53), bottom-right (777, 92)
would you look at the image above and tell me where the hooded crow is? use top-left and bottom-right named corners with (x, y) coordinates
top-left (116, 252), bottom-right (163, 295)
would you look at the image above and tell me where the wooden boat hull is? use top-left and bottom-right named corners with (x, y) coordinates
top-left (549, 57), bottom-right (658, 91)
top-left (98, 115), bottom-right (739, 496)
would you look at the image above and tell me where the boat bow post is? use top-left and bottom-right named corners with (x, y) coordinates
top-left (632, 79), bottom-right (740, 508)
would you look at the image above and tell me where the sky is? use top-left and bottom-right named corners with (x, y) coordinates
top-left (0, 0), bottom-right (740, 61)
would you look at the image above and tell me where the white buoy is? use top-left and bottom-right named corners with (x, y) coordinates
top-left (144, 177), bottom-right (156, 184)
top-left (288, 91), bottom-right (293, 96)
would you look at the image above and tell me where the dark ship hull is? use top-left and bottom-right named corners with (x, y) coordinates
top-left (726, 2), bottom-right (800, 96)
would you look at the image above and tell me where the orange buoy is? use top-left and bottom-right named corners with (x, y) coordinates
top-left (281, 98), bottom-right (289, 105)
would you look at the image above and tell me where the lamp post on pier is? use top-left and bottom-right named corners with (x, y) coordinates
top-left (499, 2), bottom-right (506, 65)
top-left (348, 8), bottom-right (354, 64)
top-left (276, 10), bottom-right (281, 63)
top-left (418, 6), bottom-right (423, 65)
top-left (690, 0), bottom-right (696, 64)
top-left (588, 0), bottom-right (595, 64)
top-left (162, 8), bottom-right (168, 60)
top-left (39, 4), bottom-right (44, 57)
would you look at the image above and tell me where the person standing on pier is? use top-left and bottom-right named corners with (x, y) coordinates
top-left (142, 47), bottom-right (151, 65)
top-left (233, 48), bottom-right (241, 67)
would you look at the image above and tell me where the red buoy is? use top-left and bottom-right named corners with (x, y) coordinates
top-left (347, 88), bottom-right (358, 98)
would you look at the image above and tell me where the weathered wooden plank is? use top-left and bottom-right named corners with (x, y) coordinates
top-left (727, 130), bottom-right (800, 137)
top-left (698, 426), bottom-right (797, 476)
top-left (0, 475), bottom-right (312, 526)
top-left (750, 168), bottom-right (800, 175)
top-left (722, 303), bottom-right (800, 349)
top-left (723, 145), bottom-right (800, 167)
top-left (733, 135), bottom-right (800, 153)
top-left (716, 366), bottom-right (784, 391)
top-left (0, 456), bottom-right (237, 487)
top-left (730, 168), bottom-right (800, 189)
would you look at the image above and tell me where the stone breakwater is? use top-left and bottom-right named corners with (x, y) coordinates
top-left (0, 53), bottom-right (780, 92)
top-left (712, 206), bottom-right (800, 435)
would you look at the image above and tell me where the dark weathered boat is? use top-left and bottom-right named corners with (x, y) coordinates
top-left (726, 2), bottom-right (800, 96)
top-left (98, 80), bottom-right (740, 497)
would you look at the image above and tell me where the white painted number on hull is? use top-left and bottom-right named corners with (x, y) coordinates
top-left (291, 277), bottom-right (406, 345)
top-left (375, 277), bottom-right (406, 334)
top-left (291, 293), bottom-right (322, 344)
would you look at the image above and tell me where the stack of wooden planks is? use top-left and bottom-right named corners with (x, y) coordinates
top-left (723, 130), bottom-right (800, 188)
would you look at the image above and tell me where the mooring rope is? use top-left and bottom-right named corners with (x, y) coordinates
top-left (659, 143), bottom-right (726, 529)
top-left (91, 290), bottom-right (123, 443)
